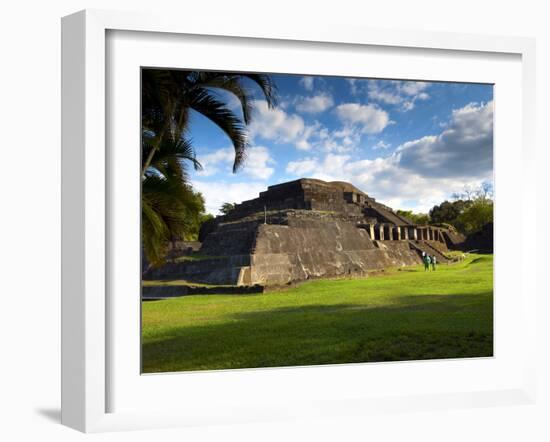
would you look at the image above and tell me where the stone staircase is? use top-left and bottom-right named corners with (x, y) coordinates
top-left (408, 240), bottom-right (450, 263)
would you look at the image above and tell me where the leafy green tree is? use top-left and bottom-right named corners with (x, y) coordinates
top-left (141, 69), bottom-right (278, 267)
top-left (429, 200), bottom-right (471, 225)
top-left (185, 211), bottom-right (215, 242)
top-left (142, 138), bottom-right (205, 266)
top-left (396, 209), bottom-right (430, 225)
top-left (456, 198), bottom-right (493, 235)
top-left (428, 183), bottom-right (493, 235)
top-left (220, 202), bottom-right (236, 215)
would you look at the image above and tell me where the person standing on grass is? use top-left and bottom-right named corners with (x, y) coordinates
top-left (431, 255), bottom-right (437, 271)
top-left (423, 254), bottom-right (431, 271)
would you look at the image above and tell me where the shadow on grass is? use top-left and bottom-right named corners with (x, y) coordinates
top-left (142, 291), bottom-right (493, 373)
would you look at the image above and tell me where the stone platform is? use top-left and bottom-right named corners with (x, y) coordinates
top-left (143, 179), bottom-right (454, 287)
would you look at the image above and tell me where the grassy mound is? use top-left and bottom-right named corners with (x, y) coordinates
top-left (142, 254), bottom-right (493, 373)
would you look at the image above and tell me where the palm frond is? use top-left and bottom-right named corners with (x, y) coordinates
top-left (141, 68), bottom-right (279, 265)
top-left (237, 73), bottom-right (278, 108)
top-left (144, 134), bottom-right (202, 177)
top-left (187, 89), bottom-right (249, 172)
top-left (142, 172), bottom-right (205, 267)
top-left (196, 72), bottom-right (278, 122)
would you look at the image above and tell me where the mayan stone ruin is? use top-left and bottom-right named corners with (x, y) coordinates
top-left (144, 178), bottom-right (461, 287)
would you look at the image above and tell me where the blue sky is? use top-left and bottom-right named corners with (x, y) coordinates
top-left (186, 73), bottom-right (493, 215)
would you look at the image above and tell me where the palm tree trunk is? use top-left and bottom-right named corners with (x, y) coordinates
top-left (142, 140), bottom-right (160, 178)
top-left (141, 121), bottom-right (171, 178)
top-left (142, 104), bottom-right (186, 178)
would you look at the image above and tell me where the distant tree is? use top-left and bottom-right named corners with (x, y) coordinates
top-left (199, 213), bottom-right (215, 225)
top-left (400, 186), bottom-right (493, 235)
top-left (182, 194), bottom-right (215, 241)
top-left (456, 198), bottom-right (493, 235)
top-left (451, 182), bottom-right (493, 202)
top-left (142, 171), bottom-right (205, 266)
top-left (429, 200), bottom-right (471, 225)
top-left (430, 183), bottom-right (494, 235)
top-left (396, 209), bottom-right (430, 225)
top-left (190, 213), bottom-right (215, 240)
top-left (220, 202), bottom-right (236, 215)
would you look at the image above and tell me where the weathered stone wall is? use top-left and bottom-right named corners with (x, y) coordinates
top-left (199, 210), bottom-right (368, 257)
top-left (147, 217), bottom-right (423, 286)
top-left (442, 230), bottom-right (467, 250)
top-left (143, 255), bottom-right (250, 285)
top-left (142, 283), bottom-right (264, 299)
top-left (200, 220), bottom-right (260, 256)
top-left (229, 180), bottom-right (309, 219)
top-left (227, 178), bottom-right (363, 220)
top-left (301, 180), bottom-right (360, 214)
top-left (241, 222), bottom-right (421, 286)
top-left (223, 177), bottom-right (415, 228)
top-left (253, 221), bottom-right (375, 255)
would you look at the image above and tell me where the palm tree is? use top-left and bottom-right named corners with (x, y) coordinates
top-left (142, 70), bottom-right (278, 176)
top-left (142, 135), bottom-right (205, 267)
top-left (141, 69), bottom-right (278, 267)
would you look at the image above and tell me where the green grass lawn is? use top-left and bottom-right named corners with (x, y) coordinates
top-left (142, 254), bottom-right (493, 373)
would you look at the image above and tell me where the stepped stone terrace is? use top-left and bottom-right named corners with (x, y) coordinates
top-left (208, 178), bottom-right (451, 245)
top-left (144, 178), bottom-right (459, 290)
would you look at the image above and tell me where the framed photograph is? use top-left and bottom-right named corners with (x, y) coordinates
top-left (61, 9), bottom-right (537, 432)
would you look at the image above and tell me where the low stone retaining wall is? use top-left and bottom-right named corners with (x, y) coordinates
top-left (143, 255), bottom-right (250, 285)
top-left (142, 284), bottom-right (264, 299)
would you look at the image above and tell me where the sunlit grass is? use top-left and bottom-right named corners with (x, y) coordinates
top-left (142, 254), bottom-right (493, 373)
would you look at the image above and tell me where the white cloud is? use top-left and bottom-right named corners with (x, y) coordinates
top-left (249, 100), bottom-right (305, 145)
top-left (401, 101), bottom-right (415, 112)
top-left (315, 125), bottom-right (361, 153)
top-left (285, 153), bottom-right (488, 212)
top-left (367, 88), bottom-right (402, 105)
top-left (373, 140), bottom-right (391, 150)
top-left (347, 78), bottom-right (359, 95)
top-left (196, 147), bottom-right (235, 177)
top-left (284, 101), bottom-right (493, 212)
top-left (367, 80), bottom-right (431, 112)
top-left (397, 101), bottom-right (494, 178)
top-left (294, 121), bottom-right (324, 151)
top-left (335, 103), bottom-right (391, 134)
top-left (250, 99), bottom-right (370, 153)
top-left (242, 146), bottom-right (275, 180)
top-left (286, 157), bottom-right (319, 176)
top-left (400, 81), bottom-right (429, 96)
top-left (295, 93), bottom-right (334, 113)
top-left (193, 181), bottom-right (267, 215)
top-left (249, 100), bottom-right (326, 151)
top-left (299, 76), bottom-right (314, 91)
top-left (197, 145), bottom-right (275, 180)
top-left (286, 154), bottom-right (397, 184)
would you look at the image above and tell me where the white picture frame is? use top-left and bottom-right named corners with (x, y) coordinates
top-left (61, 9), bottom-right (537, 433)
